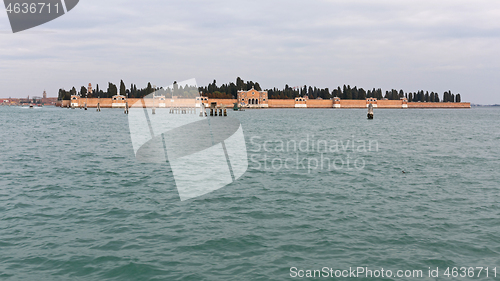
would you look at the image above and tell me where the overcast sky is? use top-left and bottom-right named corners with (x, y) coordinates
top-left (1, 0), bottom-right (499, 104)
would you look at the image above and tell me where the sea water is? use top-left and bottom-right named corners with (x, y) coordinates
top-left (0, 106), bottom-right (499, 280)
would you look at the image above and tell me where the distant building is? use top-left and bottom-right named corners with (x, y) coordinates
top-left (400, 97), bottom-right (408, 108)
top-left (367, 98), bottom-right (378, 108)
top-left (237, 87), bottom-right (269, 108)
top-left (295, 97), bottom-right (307, 108)
top-left (43, 90), bottom-right (47, 99)
top-left (154, 95), bottom-right (166, 108)
top-left (71, 95), bottom-right (80, 107)
top-left (111, 94), bottom-right (127, 108)
top-left (195, 97), bottom-right (209, 108)
top-left (333, 97), bottom-right (341, 108)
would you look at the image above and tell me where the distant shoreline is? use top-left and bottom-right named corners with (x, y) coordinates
top-left (55, 97), bottom-right (471, 109)
top-left (471, 104), bottom-right (500, 107)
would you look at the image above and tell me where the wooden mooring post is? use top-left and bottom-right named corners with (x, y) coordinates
top-left (368, 103), bottom-right (374, 119)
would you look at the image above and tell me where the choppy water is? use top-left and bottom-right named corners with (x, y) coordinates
top-left (0, 106), bottom-right (499, 280)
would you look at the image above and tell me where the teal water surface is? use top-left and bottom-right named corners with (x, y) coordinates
top-left (0, 106), bottom-right (499, 280)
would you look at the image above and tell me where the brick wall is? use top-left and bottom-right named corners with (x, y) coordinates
top-left (306, 100), bottom-right (333, 108)
top-left (339, 100), bottom-right (367, 108)
top-left (57, 98), bottom-right (471, 109)
top-left (408, 102), bottom-right (471, 108)
top-left (207, 99), bottom-right (238, 107)
top-left (377, 100), bottom-right (403, 108)
top-left (268, 99), bottom-right (295, 108)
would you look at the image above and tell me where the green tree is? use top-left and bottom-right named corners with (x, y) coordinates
top-left (147, 82), bottom-right (153, 95)
top-left (345, 85), bottom-right (352, 99)
top-left (254, 82), bottom-right (262, 91)
top-left (80, 86), bottom-right (87, 97)
top-left (352, 86), bottom-right (358, 100)
top-left (58, 89), bottom-right (70, 100)
top-left (120, 80), bottom-right (126, 96)
top-left (358, 88), bottom-right (366, 100)
top-left (107, 82), bottom-right (117, 97)
top-left (236, 77), bottom-right (245, 91)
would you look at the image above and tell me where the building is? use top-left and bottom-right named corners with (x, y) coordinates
top-left (111, 94), bottom-right (127, 108)
top-left (195, 97), bottom-right (209, 108)
top-left (70, 95), bottom-right (80, 107)
top-left (295, 97), bottom-right (307, 108)
top-left (367, 98), bottom-right (377, 108)
top-left (154, 95), bottom-right (166, 108)
top-left (43, 90), bottom-right (47, 99)
top-left (400, 97), bottom-right (408, 108)
top-left (333, 97), bottom-right (341, 108)
top-left (237, 87), bottom-right (269, 108)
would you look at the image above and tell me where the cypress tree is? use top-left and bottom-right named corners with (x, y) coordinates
top-left (358, 88), bottom-right (366, 100)
top-left (352, 86), bottom-right (358, 100)
top-left (80, 86), bottom-right (87, 97)
top-left (107, 83), bottom-right (117, 97)
top-left (345, 85), bottom-right (352, 99)
top-left (120, 80), bottom-right (126, 96)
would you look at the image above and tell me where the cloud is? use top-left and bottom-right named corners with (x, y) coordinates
top-left (1, 0), bottom-right (499, 103)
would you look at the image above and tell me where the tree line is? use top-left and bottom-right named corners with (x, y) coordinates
top-left (198, 77), bottom-right (262, 99)
top-left (58, 80), bottom-right (199, 100)
top-left (200, 78), bottom-right (462, 102)
top-left (58, 77), bottom-right (463, 103)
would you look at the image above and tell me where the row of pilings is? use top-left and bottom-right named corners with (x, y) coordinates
top-left (169, 107), bottom-right (197, 114)
top-left (209, 108), bottom-right (227, 117)
top-left (72, 103), bottom-right (228, 117)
